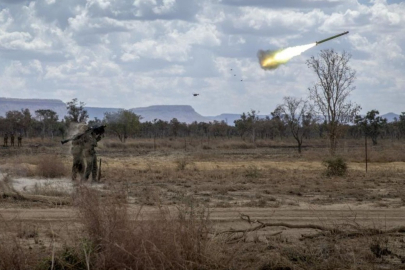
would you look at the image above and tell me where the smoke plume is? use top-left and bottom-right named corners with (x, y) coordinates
top-left (258, 43), bottom-right (316, 70)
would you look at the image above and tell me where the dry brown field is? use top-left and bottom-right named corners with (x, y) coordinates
top-left (1, 137), bottom-right (405, 269)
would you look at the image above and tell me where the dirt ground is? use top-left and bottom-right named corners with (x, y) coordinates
top-left (1, 138), bottom-right (405, 269)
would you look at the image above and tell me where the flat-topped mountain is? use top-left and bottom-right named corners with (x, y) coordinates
top-left (130, 105), bottom-right (208, 123)
top-left (0, 98), bottom-right (400, 124)
top-left (0, 98), bottom-right (217, 123)
top-left (0, 98), bottom-right (67, 118)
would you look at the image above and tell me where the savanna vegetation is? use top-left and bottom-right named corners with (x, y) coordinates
top-left (1, 50), bottom-right (405, 269)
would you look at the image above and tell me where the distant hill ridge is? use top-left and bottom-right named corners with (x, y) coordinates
top-left (0, 97), bottom-right (67, 118)
top-left (0, 97), bottom-right (63, 103)
top-left (130, 105), bottom-right (209, 123)
top-left (0, 97), bottom-right (400, 124)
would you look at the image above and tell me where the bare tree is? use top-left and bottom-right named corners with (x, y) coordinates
top-left (274, 97), bottom-right (313, 153)
top-left (306, 49), bottom-right (361, 155)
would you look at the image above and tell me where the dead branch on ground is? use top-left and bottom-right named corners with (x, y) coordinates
top-left (218, 213), bottom-right (405, 242)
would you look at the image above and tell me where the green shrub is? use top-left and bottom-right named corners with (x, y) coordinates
top-left (323, 156), bottom-right (347, 176)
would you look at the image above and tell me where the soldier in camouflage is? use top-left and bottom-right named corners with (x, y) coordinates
top-left (17, 134), bottom-right (22, 147)
top-left (71, 136), bottom-right (85, 181)
top-left (67, 124), bottom-right (104, 183)
top-left (70, 125), bottom-right (87, 182)
top-left (3, 133), bottom-right (8, 147)
top-left (83, 130), bottom-right (102, 182)
top-left (10, 133), bottom-right (15, 147)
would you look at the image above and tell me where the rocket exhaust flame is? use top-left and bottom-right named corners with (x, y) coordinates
top-left (258, 43), bottom-right (316, 70)
top-left (258, 31), bottom-right (349, 70)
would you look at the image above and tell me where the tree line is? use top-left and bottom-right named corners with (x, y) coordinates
top-left (1, 99), bottom-right (404, 148)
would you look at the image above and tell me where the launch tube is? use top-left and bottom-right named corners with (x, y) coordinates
top-left (316, 31), bottom-right (349, 45)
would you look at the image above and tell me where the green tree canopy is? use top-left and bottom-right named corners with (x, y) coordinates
top-left (103, 109), bottom-right (141, 142)
top-left (234, 110), bottom-right (260, 142)
top-left (355, 110), bottom-right (387, 145)
top-left (66, 98), bottom-right (89, 123)
top-left (35, 109), bottom-right (59, 139)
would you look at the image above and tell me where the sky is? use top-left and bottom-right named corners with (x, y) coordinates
top-left (0, 0), bottom-right (404, 116)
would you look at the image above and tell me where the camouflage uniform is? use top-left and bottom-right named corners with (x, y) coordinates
top-left (10, 134), bottom-right (14, 147)
top-left (83, 132), bottom-right (101, 182)
top-left (3, 133), bottom-right (8, 147)
top-left (71, 136), bottom-right (85, 182)
top-left (68, 124), bottom-right (105, 183)
top-left (17, 134), bottom-right (22, 147)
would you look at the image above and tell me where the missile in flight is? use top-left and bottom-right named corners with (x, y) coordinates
top-left (258, 31), bottom-right (350, 70)
top-left (316, 31), bottom-right (349, 45)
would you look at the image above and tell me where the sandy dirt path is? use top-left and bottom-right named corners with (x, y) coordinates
top-left (1, 204), bottom-right (404, 229)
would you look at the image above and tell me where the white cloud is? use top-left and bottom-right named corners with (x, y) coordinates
top-left (121, 23), bottom-right (221, 62)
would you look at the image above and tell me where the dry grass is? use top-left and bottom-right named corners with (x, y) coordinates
top-left (2, 208), bottom-right (404, 270)
top-left (218, 141), bottom-right (257, 149)
top-left (175, 157), bottom-right (192, 171)
top-left (0, 235), bottom-right (42, 270)
top-left (34, 154), bottom-right (68, 178)
top-left (103, 140), bottom-right (155, 149)
top-left (97, 150), bottom-right (405, 207)
top-left (1, 137), bottom-right (405, 269)
top-left (0, 153), bottom-right (68, 178)
top-left (0, 186), bottom-right (227, 270)
top-left (0, 217), bottom-right (47, 270)
top-left (71, 186), bottom-right (223, 270)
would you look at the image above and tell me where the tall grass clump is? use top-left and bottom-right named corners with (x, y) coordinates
top-left (323, 156), bottom-right (348, 177)
top-left (73, 187), bottom-right (218, 270)
top-left (0, 233), bottom-right (42, 270)
top-left (175, 157), bottom-right (190, 171)
top-left (244, 165), bottom-right (261, 178)
top-left (35, 154), bottom-right (67, 178)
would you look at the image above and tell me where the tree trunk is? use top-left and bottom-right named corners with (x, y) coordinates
top-left (329, 135), bottom-right (337, 156)
top-left (328, 122), bottom-right (338, 156)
